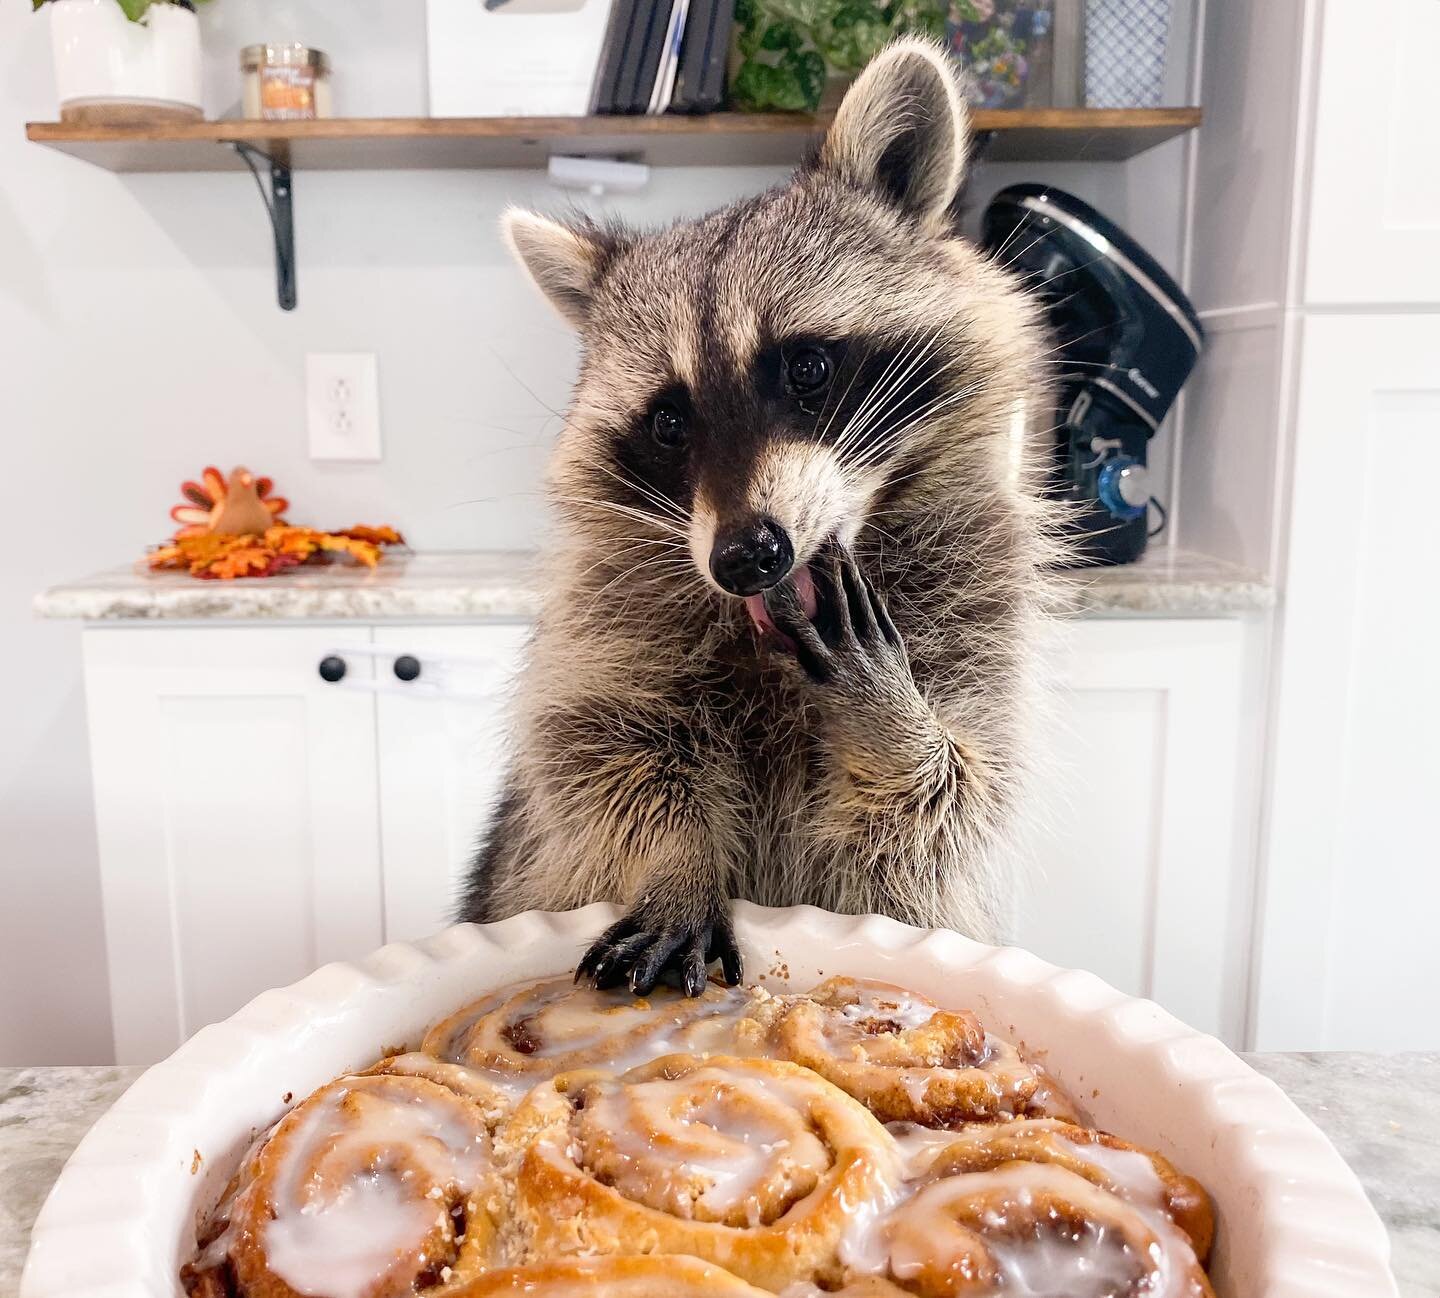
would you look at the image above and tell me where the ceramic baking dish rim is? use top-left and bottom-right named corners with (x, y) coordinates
top-left (20, 901), bottom-right (1398, 1298)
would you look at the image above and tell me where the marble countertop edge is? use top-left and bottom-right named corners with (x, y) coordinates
top-left (34, 548), bottom-right (1273, 624)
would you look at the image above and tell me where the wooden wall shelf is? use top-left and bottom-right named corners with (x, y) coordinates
top-left (26, 107), bottom-right (1201, 172)
top-left (25, 107), bottom-right (1200, 311)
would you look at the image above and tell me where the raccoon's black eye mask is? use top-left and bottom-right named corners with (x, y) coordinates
top-left (762, 330), bottom-right (954, 464)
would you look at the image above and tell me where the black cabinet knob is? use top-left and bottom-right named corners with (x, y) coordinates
top-left (318, 655), bottom-right (347, 683)
top-left (393, 654), bottom-right (422, 683)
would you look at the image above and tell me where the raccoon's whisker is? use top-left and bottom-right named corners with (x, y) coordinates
top-left (575, 539), bottom-right (688, 582)
top-left (848, 377), bottom-right (988, 473)
top-left (831, 328), bottom-right (942, 453)
top-left (1023, 253), bottom-right (1109, 298)
top-left (833, 332), bottom-right (951, 459)
top-left (602, 467), bottom-right (690, 526)
top-left (555, 495), bottom-right (685, 535)
top-left (482, 345), bottom-right (577, 428)
top-left (554, 494), bottom-right (690, 541)
top-left (990, 217), bottom-right (1059, 274)
top-left (985, 197), bottom-right (1050, 268)
top-left (571, 454), bottom-right (691, 526)
top-left (558, 492), bottom-right (686, 534)
top-left (842, 331), bottom-right (949, 449)
top-left (590, 550), bottom-right (693, 602)
top-left (829, 328), bottom-right (941, 455)
top-left (812, 328), bottom-right (885, 445)
top-left (577, 534), bottom-right (688, 571)
top-left (1034, 323), bottom-right (1112, 362)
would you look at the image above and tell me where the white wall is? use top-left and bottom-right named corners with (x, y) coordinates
top-left (0, 0), bottom-right (1192, 1063)
top-left (1181, 0), bottom-right (1308, 576)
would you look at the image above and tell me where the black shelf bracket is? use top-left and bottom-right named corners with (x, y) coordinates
top-left (232, 143), bottom-right (297, 311)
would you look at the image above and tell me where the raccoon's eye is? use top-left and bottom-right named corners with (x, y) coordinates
top-left (649, 402), bottom-right (687, 449)
top-left (786, 346), bottom-right (832, 397)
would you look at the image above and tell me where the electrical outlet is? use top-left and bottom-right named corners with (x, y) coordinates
top-left (306, 353), bottom-right (382, 461)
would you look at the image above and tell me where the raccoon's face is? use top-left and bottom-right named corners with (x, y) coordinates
top-left (504, 40), bottom-right (1040, 634)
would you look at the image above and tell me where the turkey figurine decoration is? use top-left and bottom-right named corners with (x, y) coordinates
top-left (170, 466), bottom-right (289, 538)
top-left (148, 465), bottom-right (405, 581)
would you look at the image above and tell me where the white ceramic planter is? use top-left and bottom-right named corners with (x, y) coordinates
top-left (48, 0), bottom-right (202, 124)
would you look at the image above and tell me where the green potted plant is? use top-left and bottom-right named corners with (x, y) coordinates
top-left (730, 0), bottom-right (946, 112)
top-left (36, 0), bottom-right (210, 124)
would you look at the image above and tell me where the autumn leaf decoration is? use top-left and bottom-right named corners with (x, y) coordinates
top-left (148, 466), bottom-right (405, 580)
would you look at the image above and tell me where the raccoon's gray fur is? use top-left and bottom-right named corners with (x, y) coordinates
top-left (459, 38), bottom-right (1059, 994)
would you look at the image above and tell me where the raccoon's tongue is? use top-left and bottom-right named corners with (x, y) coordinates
top-left (744, 565), bottom-right (818, 637)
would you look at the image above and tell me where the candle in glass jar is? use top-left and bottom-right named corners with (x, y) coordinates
top-left (240, 44), bottom-right (332, 120)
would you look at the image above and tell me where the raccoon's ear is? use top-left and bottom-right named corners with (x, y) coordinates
top-left (819, 37), bottom-right (970, 234)
top-left (501, 208), bottom-right (622, 329)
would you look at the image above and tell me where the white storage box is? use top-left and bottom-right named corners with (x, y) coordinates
top-left (426, 0), bottom-right (615, 117)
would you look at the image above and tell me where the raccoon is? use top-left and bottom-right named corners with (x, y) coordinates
top-left (458, 38), bottom-right (1059, 996)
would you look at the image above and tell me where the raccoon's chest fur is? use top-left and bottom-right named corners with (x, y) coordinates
top-left (693, 654), bottom-right (830, 907)
top-left (691, 616), bottom-right (947, 915)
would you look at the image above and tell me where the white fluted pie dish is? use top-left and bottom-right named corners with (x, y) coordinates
top-left (21, 902), bottom-right (1396, 1297)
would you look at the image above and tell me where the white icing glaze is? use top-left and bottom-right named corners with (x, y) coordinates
top-left (430, 978), bottom-right (750, 1074)
top-left (866, 1161), bottom-right (1201, 1298)
top-left (837, 985), bottom-right (940, 1032)
top-left (258, 1080), bottom-right (489, 1298)
top-left (578, 1066), bottom-right (832, 1226)
top-left (265, 1177), bottom-right (445, 1298)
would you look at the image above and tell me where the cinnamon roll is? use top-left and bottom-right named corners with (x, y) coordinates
top-left (178, 970), bottom-right (1218, 1298)
top-left (446, 1255), bottom-right (771, 1295)
top-left (422, 976), bottom-right (747, 1076)
top-left (837, 1162), bottom-right (1215, 1297)
top-left (500, 1054), bottom-right (902, 1291)
top-left (742, 977), bottom-right (1060, 1125)
top-left (895, 1117), bottom-right (1213, 1261)
top-left (181, 1072), bottom-right (499, 1298)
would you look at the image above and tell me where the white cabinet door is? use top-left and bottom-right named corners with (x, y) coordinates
top-left (374, 624), bottom-right (530, 944)
top-left (1008, 617), bottom-right (1257, 1045)
top-left (1255, 315), bottom-right (1440, 1051)
top-left (83, 627), bottom-right (383, 1064)
top-left (1306, 0), bottom-right (1440, 303)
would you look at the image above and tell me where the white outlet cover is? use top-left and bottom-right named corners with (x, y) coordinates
top-left (306, 353), bottom-right (382, 462)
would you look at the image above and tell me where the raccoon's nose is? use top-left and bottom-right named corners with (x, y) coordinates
top-left (710, 518), bottom-right (794, 596)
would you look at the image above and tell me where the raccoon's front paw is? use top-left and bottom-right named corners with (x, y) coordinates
top-left (575, 901), bottom-right (743, 997)
top-left (763, 544), bottom-right (914, 696)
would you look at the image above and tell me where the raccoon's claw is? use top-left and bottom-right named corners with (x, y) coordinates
top-left (576, 907), bottom-right (742, 998)
top-left (764, 543), bottom-right (908, 688)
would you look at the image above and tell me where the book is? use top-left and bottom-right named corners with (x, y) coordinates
top-left (670, 0), bottom-right (716, 113)
top-left (615, 0), bottom-right (662, 113)
top-left (592, 0), bottom-right (641, 113)
top-left (694, 0), bottom-right (734, 112)
top-left (648, 0), bottom-right (692, 114)
top-left (625, 0), bottom-right (677, 112)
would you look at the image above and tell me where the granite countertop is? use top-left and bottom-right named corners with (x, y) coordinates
top-left (34, 547), bottom-right (1272, 623)
top-left (3, 1054), bottom-right (1435, 1297)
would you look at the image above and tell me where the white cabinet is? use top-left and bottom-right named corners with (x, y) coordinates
top-left (374, 624), bottom-right (530, 943)
top-left (1191, 0), bottom-right (1440, 1052)
top-left (82, 614), bottom-right (1258, 1061)
top-left (1253, 315), bottom-right (1440, 1051)
top-left (83, 622), bottom-right (529, 1063)
top-left (83, 627), bottom-right (384, 1064)
top-left (1306, 0), bottom-right (1440, 303)
top-left (1008, 618), bottom-right (1258, 1044)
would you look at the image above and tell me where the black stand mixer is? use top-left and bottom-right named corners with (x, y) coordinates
top-left (981, 185), bottom-right (1205, 566)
